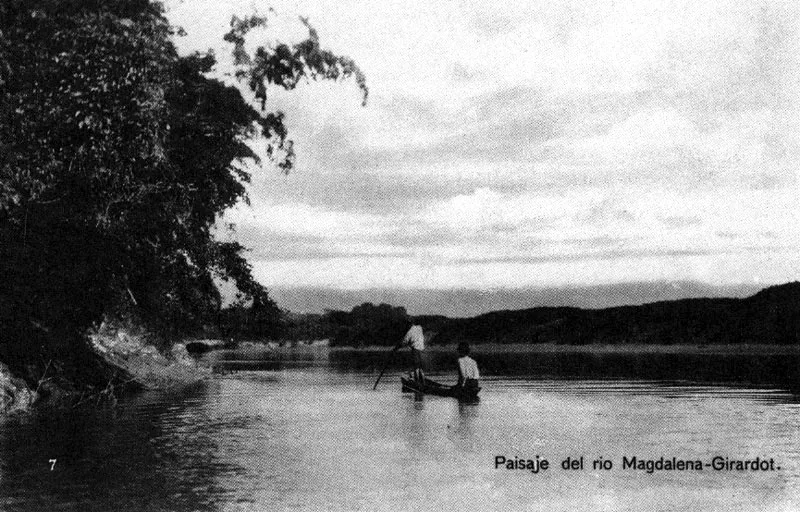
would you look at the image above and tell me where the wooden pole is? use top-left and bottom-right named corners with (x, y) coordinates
top-left (373, 345), bottom-right (400, 390)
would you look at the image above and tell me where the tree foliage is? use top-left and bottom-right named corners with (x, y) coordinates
top-left (325, 303), bottom-right (410, 347)
top-left (0, 0), bottom-right (366, 376)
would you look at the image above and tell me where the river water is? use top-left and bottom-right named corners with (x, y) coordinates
top-left (1, 347), bottom-right (800, 511)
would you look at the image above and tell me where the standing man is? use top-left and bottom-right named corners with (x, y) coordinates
top-left (401, 322), bottom-right (426, 382)
top-left (456, 342), bottom-right (480, 391)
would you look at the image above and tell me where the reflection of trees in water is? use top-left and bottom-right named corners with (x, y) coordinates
top-left (328, 348), bottom-right (464, 379)
top-left (326, 348), bottom-right (800, 389)
top-left (0, 384), bottom-right (241, 512)
top-left (214, 347), bottom-right (340, 372)
top-left (218, 347), bottom-right (800, 392)
top-left (473, 352), bottom-right (800, 388)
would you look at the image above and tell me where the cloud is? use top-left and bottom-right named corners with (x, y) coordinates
top-left (165, 0), bottom-right (800, 300)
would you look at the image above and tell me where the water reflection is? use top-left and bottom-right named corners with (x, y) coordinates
top-left (210, 346), bottom-right (800, 391)
top-left (0, 385), bottom-right (237, 512)
top-left (1, 349), bottom-right (800, 511)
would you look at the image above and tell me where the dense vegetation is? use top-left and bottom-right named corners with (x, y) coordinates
top-left (323, 303), bottom-right (409, 347)
top-left (243, 303), bottom-right (410, 347)
top-left (0, 0), bottom-right (366, 386)
top-left (278, 283), bottom-right (800, 347)
top-left (427, 282), bottom-right (800, 346)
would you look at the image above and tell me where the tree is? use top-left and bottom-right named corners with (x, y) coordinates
top-left (325, 303), bottom-right (409, 347)
top-left (0, 0), bottom-right (366, 382)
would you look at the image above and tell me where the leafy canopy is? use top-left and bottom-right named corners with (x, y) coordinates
top-left (0, 0), bottom-right (367, 368)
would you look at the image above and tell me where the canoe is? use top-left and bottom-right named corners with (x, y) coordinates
top-left (401, 376), bottom-right (480, 401)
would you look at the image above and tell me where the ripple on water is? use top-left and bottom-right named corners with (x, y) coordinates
top-left (1, 356), bottom-right (800, 511)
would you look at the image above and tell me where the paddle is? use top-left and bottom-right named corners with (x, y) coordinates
top-left (373, 344), bottom-right (401, 390)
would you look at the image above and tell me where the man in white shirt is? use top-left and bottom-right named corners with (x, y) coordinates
top-left (401, 323), bottom-right (425, 382)
top-left (457, 342), bottom-right (480, 389)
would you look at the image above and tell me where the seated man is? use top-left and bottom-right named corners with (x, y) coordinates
top-left (456, 342), bottom-right (480, 390)
top-left (401, 323), bottom-right (426, 382)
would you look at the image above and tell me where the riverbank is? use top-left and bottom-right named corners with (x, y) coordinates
top-left (0, 321), bottom-right (211, 416)
top-left (90, 321), bottom-right (212, 390)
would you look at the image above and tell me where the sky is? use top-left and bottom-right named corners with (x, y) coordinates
top-left (165, 1), bottom-right (800, 314)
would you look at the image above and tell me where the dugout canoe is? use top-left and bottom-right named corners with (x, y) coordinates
top-left (401, 376), bottom-right (480, 401)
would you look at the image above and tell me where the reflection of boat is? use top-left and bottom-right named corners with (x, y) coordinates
top-left (401, 376), bottom-right (481, 401)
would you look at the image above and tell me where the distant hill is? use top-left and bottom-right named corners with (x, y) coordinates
top-left (415, 282), bottom-right (800, 346)
top-left (269, 281), bottom-right (763, 317)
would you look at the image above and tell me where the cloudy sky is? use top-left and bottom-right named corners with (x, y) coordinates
top-left (166, 1), bottom-right (800, 314)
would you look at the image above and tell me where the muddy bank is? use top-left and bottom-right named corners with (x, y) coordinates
top-left (89, 321), bottom-right (211, 390)
top-left (0, 321), bottom-right (211, 415)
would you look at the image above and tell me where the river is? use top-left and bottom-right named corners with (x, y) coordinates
top-left (1, 347), bottom-right (799, 511)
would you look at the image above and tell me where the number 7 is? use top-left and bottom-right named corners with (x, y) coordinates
top-left (49, 459), bottom-right (56, 471)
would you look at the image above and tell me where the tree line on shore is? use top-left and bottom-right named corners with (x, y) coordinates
top-left (270, 282), bottom-right (800, 347)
